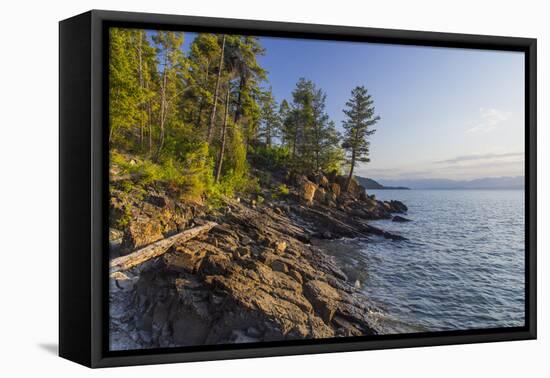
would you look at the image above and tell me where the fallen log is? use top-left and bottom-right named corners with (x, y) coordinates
top-left (109, 221), bottom-right (217, 273)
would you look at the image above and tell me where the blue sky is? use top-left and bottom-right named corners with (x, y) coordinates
top-left (180, 32), bottom-right (525, 180)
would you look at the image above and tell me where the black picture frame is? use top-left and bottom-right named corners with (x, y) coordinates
top-left (59, 9), bottom-right (537, 368)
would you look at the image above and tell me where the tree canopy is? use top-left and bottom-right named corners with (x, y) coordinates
top-left (109, 28), bottom-right (381, 202)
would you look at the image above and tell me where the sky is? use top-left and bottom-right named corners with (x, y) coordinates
top-left (180, 32), bottom-right (525, 181)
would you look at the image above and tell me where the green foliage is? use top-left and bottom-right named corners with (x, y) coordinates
top-left (273, 183), bottom-right (290, 199)
top-left (258, 87), bottom-right (280, 147)
top-left (342, 86), bottom-right (381, 166)
top-left (109, 28), bottom-right (380, 205)
top-left (278, 78), bottom-right (344, 173)
top-left (111, 146), bottom-right (212, 200)
top-left (250, 145), bottom-right (290, 169)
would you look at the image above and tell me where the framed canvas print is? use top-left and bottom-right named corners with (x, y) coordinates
top-left (59, 10), bottom-right (537, 368)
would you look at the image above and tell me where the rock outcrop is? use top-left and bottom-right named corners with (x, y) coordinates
top-left (109, 197), bottom-right (382, 350)
top-left (109, 170), bottom-right (408, 350)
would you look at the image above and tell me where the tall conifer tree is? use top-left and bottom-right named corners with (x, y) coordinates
top-left (342, 86), bottom-right (380, 191)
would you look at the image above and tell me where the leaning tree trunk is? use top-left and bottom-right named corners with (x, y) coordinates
top-left (207, 35), bottom-right (226, 143)
top-left (147, 97), bottom-right (153, 156)
top-left (156, 56), bottom-right (168, 160)
top-left (345, 150), bottom-right (356, 192)
top-left (233, 75), bottom-right (246, 124)
top-left (138, 31), bottom-right (144, 149)
top-left (291, 132), bottom-right (297, 158)
top-left (266, 124), bottom-right (271, 148)
top-left (215, 84), bottom-right (231, 183)
top-left (195, 59), bottom-right (210, 128)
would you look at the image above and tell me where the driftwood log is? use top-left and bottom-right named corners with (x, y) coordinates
top-left (109, 221), bottom-right (217, 273)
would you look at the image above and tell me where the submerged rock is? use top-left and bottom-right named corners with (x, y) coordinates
top-left (388, 200), bottom-right (408, 213)
top-left (392, 215), bottom-right (411, 222)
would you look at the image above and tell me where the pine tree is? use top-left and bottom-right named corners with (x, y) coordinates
top-left (279, 78), bottom-right (342, 173)
top-left (152, 31), bottom-right (186, 159)
top-left (207, 34), bottom-right (226, 143)
top-left (258, 88), bottom-right (280, 147)
top-left (342, 86), bottom-right (380, 192)
top-left (109, 28), bottom-right (142, 145)
top-left (232, 36), bottom-right (267, 125)
top-left (132, 30), bottom-right (157, 152)
top-left (278, 99), bottom-right (295, 152)
top-left (186, 34), bottom-right (219, 129)
top-left (319, 120), bottom-right (344, 173)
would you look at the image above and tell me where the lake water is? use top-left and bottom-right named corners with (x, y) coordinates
top-left (324, 189), bottom-right (525, 333)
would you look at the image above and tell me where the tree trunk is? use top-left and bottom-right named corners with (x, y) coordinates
top-left (345, 150), bottom-right (356, 192)
top-left (148, 98), bottom-right (153, 156)
top-left (215, 83), bottom-right (231, 183)
top-left (207, 35), bottom-right (226, 143)
top-left (138, 31), bottom-right (144, 149)
top-left (195, 59), bottom-right (210, 128)
top-left (315, 150), bottom-right (320, 172)
top-left (156, 54), bottom-right (168, 159)
top-left (266, 124), bottom-right (271, 148)
top-left (233, 75), bottom-right (246, 124)
top-left (196, 100), bottom-right (204, 128)
top-left (109, 222), bottom-right (217, 273)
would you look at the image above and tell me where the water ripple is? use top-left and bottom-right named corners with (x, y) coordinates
top-left (324, 189), bottom-right (525, 333)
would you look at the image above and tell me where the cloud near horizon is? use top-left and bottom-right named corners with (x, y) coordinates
top-left (356, 151), bottom-right (524, 180)
top-left (435, 152), bottom-right (524, 164)
top-left (466, 107), bottom-right (512, 133)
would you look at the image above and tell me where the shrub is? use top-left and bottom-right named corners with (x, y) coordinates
top-left (273, 183), bottom-right (290, 199)
top-left (250, 145), bottom-right (290, 169)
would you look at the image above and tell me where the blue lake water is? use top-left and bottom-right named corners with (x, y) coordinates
top-left (325, 189), bottom-right (525, 333)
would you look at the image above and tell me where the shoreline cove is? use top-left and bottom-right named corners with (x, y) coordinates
top-left (109, 166), bottom-right (525, 350)
top-left (108, 172), bottom-right (409, 351)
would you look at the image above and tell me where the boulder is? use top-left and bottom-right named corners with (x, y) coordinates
top-left (234, 246), bottom-right (251, 259)
top-left (303, 280), bottom-right (340, 324)
top-left (275, 240), bottom-right (287, 254)
top-left (270, 260), bottom-right (289, 273)
top-left (289, 269), bottom-right (303, 284)
top-left (392, 215), bottom-right (411, 222)
top-left (326, 170), bottom-right (338, 183)
top-left (109, 271), bottom-right (136, 292)
top-left (109, 228), bottom-right (124, 252)
top-left (321, 231), bottom-right (333, 239)
top-left (314, 187), bottom-right (327, 203)
top-left (389, 200), bottom-right (408, 213)
top-left (146, 194), bottom-right (168, 208)
top-left (319, 175), bottom-right (329, 188)
top-left (163, 244), bottom-right (207, 273)
top-left (298, 178), bottom-right (317, 205)
top-left (109, 228), bottom-right (124, 242)
top-left (358, 188), bottom-right (368, 201)
top-left (206, 264), bottom-right (333, 339)
top-left (122, 216), bottom-right (163, 252)
top-left (199, 253), bottom-right (233, 276)
top-left (347, 179), bottom-right (362, 197)
top-left (329, 183), bottom-right (341, 198)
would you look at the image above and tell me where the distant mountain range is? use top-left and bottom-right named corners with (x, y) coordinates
top-left (356, 177), bottom-right (410, 190)
top-left (370, 176), bottom-right (524, 190)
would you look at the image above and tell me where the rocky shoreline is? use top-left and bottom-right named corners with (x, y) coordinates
top-left (109, 172), bottom-right (408, 350)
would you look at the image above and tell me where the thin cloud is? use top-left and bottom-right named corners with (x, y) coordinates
top-left (436, 152), bottom-right (524, 164)
top-left (466, 107), bottom-right (512, 133)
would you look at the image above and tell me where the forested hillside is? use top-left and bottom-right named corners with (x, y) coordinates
top-left (107, 28), bottom-right (419, 351)
top-left (109, 28), bottom-right (380, 202)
